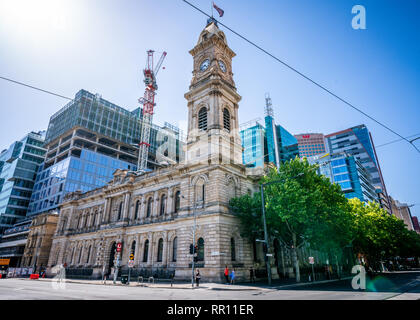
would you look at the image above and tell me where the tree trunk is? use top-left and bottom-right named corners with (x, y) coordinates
top-left (292, 233), bottom-right (300, 282)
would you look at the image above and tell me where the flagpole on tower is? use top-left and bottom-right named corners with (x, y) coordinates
top-left (211, 1), bottom-right (214, 18)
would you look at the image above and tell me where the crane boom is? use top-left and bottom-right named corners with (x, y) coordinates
top-left (137, 50), bottom-right (166, 173)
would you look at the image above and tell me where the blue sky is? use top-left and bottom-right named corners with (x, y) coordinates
top-left (0, 0), bottom-right (419, 218)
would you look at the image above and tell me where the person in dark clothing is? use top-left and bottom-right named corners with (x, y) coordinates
top-left (249, 267), bottom-right (255, 283)
top-left (195, 269), bottom-right (201, 287)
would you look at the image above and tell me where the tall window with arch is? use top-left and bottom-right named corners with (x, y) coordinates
top-left (143, 240), bottom-right (149, 262)
top-left (135, 200), bottom-right (140, 220)
top-left (131, 241), bottom-right (136, 260)
top-left (86, 245), bottom-right (92, 264)
top-left (231, 238), bottom-right (236, 261)
top-left (197, 238), bottom-right (205, 262)
top-left (118, 202), bottom-right (123, 220)
top-left (160, 194), bottom-right (166, 216)
top-left (146, 197), bottom-right (152, 218)
top-left (174, 191), bottom-right (181, 213)
top-left (157, 238), bottom-right (164, 262)
top-left (223, 108), bottom-right (231, 132)
top-left (172, 237), bottom-right (178, 262)
top-left (198, 107), bottom-right (208, 131)
top-left (195, 179), bottom-right (205, 204)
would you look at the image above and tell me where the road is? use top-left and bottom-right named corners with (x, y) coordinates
top-left (0, 271), bottom-right (418, 300)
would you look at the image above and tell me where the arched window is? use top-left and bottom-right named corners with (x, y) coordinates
top-left (71, 247), bottom-right (76, 264)
top-left (231, 238), bottom-right (236, 261)
top-left (146, 197), bottom-right (152, 218)
top-left (197, 238), bottom-right (204, 262)
top-left (118, 202), bottom-right (123, 220)
top-left (196, 179), bottom-right (205, 203)
top-left (86, 245), bottom-right (92, 264)
top-left (160, 194), bottom-right (166, 216)
top-left (174, 191), bottom-right (181, 213)
top-left (198, 107), bottom-right (208, 131)
top-left (223, 108), bottom-right (231, 132)
top-left (131, 241), bottom-right (136, 260)
top-left (143, 240), bottom-right (149, 262)
top-left (134, 200), bottom-right (140, 220)
top-left (78, 247), bottom-right (83, 264)
top-left (172, 237), bottom-right (178, 262)
top-left (157, 238), bottom-right (164, 262)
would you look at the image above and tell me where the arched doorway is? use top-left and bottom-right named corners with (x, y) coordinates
top-left (107, 242), bottom-right (117, 276)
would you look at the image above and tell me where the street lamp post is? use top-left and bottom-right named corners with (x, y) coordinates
top-left (182, 195), bottom-right (196, 288)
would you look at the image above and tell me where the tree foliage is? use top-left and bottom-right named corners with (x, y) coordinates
top-left (349, 198), bottom-right (420, 264)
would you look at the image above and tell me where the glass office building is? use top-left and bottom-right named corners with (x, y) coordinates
top-left (0, 132), bottom-right (46, 233)
top-left (28, 149), bottom-right (135, 215)
top-left (28, 89), bottom-right (185, 216)
top-left (240, 121), bottom-right (266, 168)
top-left (308, 152), bottom-right (378, 203)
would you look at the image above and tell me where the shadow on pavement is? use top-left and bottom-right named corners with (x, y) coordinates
top-left (236, 271), bottom-right (420, 294)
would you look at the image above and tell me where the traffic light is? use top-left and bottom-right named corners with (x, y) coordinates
top-left (194, 245), bottom-right (198, 254)
top-left (194, 256), bottom-right (198, 262)
top-left (262, 242), bottom-right (268, 254)
top-left (189, 244), bottom-right (194, 254)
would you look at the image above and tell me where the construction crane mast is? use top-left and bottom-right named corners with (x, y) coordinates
top-left (137, 50), bottom-right (167, 172)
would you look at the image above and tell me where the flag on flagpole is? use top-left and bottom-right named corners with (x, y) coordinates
top-left (213, 2), bottom-right (224, 17)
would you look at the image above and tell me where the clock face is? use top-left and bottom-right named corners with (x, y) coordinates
top-left (218, 60), bottom-right (226, 72)
top-left (200, 59), bottom-right (210, 71)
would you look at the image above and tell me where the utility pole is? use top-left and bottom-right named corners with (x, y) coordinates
top-left (260, 184), bottom-right (272, 286)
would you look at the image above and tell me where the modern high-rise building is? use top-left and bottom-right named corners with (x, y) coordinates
top-left (294, 133), bottom-right (327, 157)
top-left (325, 124), bottom-right (390, 209)
top-left (27, 89), bottom-right (185, 216)
top-left (240, 119), bottom-right (266, 168)
top-left (308, 152), bottom-right (378, 203)
top-left (0, 131), bottom-right (46, 233)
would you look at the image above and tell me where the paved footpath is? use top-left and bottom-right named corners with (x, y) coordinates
top-left (0, 271), bottom-right (418, 300)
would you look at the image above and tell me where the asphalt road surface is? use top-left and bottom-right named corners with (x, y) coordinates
top-left (0, 271), bottom-right (418, 300)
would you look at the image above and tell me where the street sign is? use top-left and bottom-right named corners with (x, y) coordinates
top-left (129, 254), bottom-right (134, 260)
top-left (309, 257), bottom-right (314, 264)
top-left (128, 260), bottom-right (135, 268)
top-left (0, 259), bottom-right (10, 266)
top-left (266, 254), bottom-right (273, 257)
top-left (116, 243), bottom-right (122, 252)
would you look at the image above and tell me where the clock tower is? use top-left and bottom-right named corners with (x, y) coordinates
top-left (184, 18), bottom-right (243, 166)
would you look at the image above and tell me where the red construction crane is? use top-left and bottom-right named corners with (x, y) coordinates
top-left (137, 50), bottom-right (167, 172)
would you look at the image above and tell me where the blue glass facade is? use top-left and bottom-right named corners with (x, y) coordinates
top-left (28, 149), bottom-right (135, 216)
top-left (0, 132), bottom-right (46, 233)
top-left (240, 123), bottom-right (266, 168)
top-left (309, 152), bottom-right (378, 203)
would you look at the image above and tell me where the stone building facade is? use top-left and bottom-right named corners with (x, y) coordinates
top-left (46, 19), bottom-right (263, 282)
top-left (22, 211), bottom-right (59, 272)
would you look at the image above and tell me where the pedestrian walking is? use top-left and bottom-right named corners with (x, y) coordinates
top-left (195, 269), bottom-right (201, 287)
top-left (224, 266), bottom-right (229, 284)
top-left (230, 269), bottom-right (235, 285)
top-left (249, 267), bottom-right (255, 283)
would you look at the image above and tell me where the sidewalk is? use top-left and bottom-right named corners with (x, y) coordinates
top-left (28, 276), bottom-right (352, 291)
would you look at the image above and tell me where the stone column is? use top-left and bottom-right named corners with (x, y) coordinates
top-left (153, 191), bottom-right (159, 218)
top-left (140, 197), bottom-right (146, 221)
top-left (135, 235), bottom-right (141, 266)
top-left (147, 233), bottom-right (153, 266)
top-left (167, 188), bottom-right (174, 216)
top-left (123, 192), bottom-right (130, 221)
top-left (102, 198), bottom-right (110, 223)
top-left (162, 231), bottom-right (168, 266)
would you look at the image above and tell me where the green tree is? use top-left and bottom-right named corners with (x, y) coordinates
top-left (230, 157), bottom-right (355, 282)
top-left (350, 198), bottom-right (420, 269)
